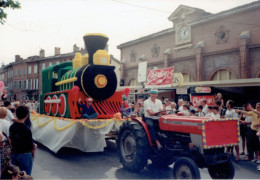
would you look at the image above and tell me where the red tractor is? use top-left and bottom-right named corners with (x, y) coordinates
top-left (117, 115), bottom-right (239, 179)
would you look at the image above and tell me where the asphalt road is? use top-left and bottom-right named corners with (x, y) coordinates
top-left (30, 140), bottom-right (260, 179)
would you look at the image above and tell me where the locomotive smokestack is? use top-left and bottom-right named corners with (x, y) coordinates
top-left (83, 33), bottom-right (109, 64)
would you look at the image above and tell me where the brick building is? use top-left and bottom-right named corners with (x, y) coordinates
top-left (118, 2), bottom-right (260, 86)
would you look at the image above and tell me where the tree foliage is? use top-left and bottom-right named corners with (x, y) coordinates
top-left (0, 0), bottom-right (21, 24)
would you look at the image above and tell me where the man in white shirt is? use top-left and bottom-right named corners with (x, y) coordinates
top-left (178, 99), bottom-right (184, 112)
top-left (200, 99), bottom-right (208, 115)
top-left (144, 89), bottom-right (165, 149)
top-left (166, 102), bottom-right (176, 114)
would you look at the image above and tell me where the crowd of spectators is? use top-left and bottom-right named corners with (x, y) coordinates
top-left (0, 99), bottom-right (36, 179)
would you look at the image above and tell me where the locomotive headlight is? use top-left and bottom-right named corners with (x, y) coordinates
top-left (101, 57), bottom-right (107, 64)
top-left (93, 50), bottom-right (110, 65)
top-left (94, 74), bottom-right (107, 88)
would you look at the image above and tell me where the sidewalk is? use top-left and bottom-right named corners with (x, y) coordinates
top-left (228, 139), bottom-right (260, 177)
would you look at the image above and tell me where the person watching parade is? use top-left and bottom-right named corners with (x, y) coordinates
top-left (78, 97), bottom-right (98, 119)
top-left (143, 89), bottom-right (166, 150)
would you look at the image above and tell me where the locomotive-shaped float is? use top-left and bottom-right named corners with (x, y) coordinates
top-left (40, 33), bottom-right (122, 119)
top-left (32, 33), bottom-right (125, 153)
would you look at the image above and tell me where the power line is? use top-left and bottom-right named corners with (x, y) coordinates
top-left (110, 0), bottom-right (171, 14)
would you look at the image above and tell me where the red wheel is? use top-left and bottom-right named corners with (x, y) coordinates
top-left (44, 96), bottom-right (51, 115)
top-left (51, 95), bottom-right (58, 116)
top-left (58, 94), bottom-right (66, 117)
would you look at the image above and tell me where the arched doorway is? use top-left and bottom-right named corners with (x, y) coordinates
top-left (182, 73), bottom-right (194, 82)
top-left (211, 69), bottom-right (236, 80)
top-left (129, 78), bottom-right (138, 86)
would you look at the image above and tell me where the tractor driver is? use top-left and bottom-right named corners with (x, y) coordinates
top-left (143, 89), bottom-right (166, 150)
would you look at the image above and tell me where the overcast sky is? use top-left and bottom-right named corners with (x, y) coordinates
top-left (0, 0), bottom-right (257, 65)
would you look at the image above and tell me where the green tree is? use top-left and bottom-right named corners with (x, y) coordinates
top-left (0, 0), bottom-right (20, 24)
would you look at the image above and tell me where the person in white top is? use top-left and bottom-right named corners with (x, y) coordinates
top-left (205, 106), bottom-right (213, 117)
top-left (178, 99), bottom-right (184, 112)
top-left (197, 105), bottom-right (205, 117)
top-left (225, 100), bottom-right (239, 161)
top-left (168, 102), bottom-right (177, 114)
top-left (181, 105), bottom-right (190, 116)
top-left (144, 89), bottom-right (165, 149)
top-left (165, 100), bottom-right (176, 114)
top-left (3, 101), bottom-right (15, 124)
top-left (211, 106), bottom-right (220, 119)
top-left (200, 99), bottom-right (208, 115)
top-left (0, 107), bottom-right (11, 140)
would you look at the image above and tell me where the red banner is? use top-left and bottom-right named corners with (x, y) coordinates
top-left (146, 67), bottom-right (174, 87)
top-left (204, 120), bottom-right (239, 147)
top-left (191, 95), bottom-right (215, 108)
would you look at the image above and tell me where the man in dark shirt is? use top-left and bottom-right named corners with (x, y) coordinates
top-left (78, 97), bottom-right (98, 119)
top-left (9, 105), bottom-right (36, 175)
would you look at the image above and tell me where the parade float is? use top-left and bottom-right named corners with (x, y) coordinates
top-left (31, 33), bottom-right (128, 153)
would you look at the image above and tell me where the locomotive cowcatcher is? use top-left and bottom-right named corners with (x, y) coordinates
top-left (117, 114), bottom-right (239, 179)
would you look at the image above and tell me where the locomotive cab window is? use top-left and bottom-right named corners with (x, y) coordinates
top-left (53, 72), bottom-right (58, 79)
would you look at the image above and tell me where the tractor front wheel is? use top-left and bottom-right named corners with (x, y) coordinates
top-left (117, 121), bottom-right (149, 172)
top-left (208, 160), bottom-right (234, 179)
top-left (173, 157), bottom-right (201, 179)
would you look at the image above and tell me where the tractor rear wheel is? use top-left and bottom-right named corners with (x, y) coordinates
top-left (173, 157), bottom-right (201, 179)
top-left (117, 121), bottom-right (149, 172)
top-left (208, 160), bottom-right (234, 179)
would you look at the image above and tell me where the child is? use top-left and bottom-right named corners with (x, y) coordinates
top-left (211, 106), bottom-right (220, 119)
top-left (78, 97), bottom-right (98, 119)
top-left (190, 109), bottom-right (196, 116)
top-left (197, 105), bottom-right (205, 117)
top-left (9, 105), bottom-right (36, 175)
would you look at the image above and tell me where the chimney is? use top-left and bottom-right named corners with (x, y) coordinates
top-left (39, 49), bottom-right (45, 58)
top-left (73, 44), bottom-right (80, 52)
top-left (55, 47), bottom-right (60, 56)
top-left (15, 55), bottom-right (23, 62)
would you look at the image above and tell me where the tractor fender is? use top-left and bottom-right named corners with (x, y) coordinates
top-left (132, 118), bottom-right (154, 147)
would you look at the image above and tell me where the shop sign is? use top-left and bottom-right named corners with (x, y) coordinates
top-left (195, 87), bottom-right (211, 93)
top-left (191, 95), bottom-right (215, 108)
top-left (146, 67), bottom-right (174, 87)
top-left (176, 88), bottom-right (187, 94)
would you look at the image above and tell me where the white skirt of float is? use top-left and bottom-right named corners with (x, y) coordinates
top-left (30, 113), bottom-right (123, 153)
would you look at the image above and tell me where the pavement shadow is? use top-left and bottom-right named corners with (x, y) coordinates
top-left (114, 163), bottom-right (173, 179)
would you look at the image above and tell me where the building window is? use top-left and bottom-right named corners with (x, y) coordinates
top-left (28, 66), bottom-right (32, 74)
top-left (56, 61), bottom-right (60, 65)
top-left (19, 68), bottom-right (22, 76)
top-left (19, 81), bottom-right (22, 89)
top-left (49, 62), bottom-right (52, 67)
top-left (32, 79), bottom-right (35, 89)
top-left (28, 79), bottom-right (32, 89)
top-left (14, 69), bottom-right (17, 77)
top-left (35, 78), bottom-right (38, 89)
top-left (24, 68), bottom-right (27, 76)
top-left (34, 65), bottom-right (38, 74)
top-left (24, 80), bottom-right (26, 89)
top-left (182, 73), bottom-right (194, 82)
top-left (14, 81), bottom-right (17, 89)
top-left (211, 69), bottom-right (236, 80)
top-left (42, 63), bottom-right (45, 70)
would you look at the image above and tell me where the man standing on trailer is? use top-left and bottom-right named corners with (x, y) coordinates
top-left (143, 89), bottom-right (166, 150)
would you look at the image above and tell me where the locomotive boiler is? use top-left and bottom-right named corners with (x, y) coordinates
top-left (39, 33), bottom-right (123, 119)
